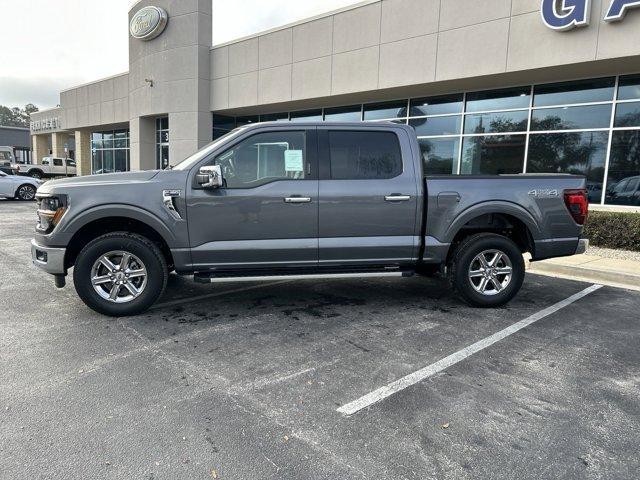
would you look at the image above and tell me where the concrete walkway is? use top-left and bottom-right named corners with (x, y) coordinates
top-left (528, 253), bottom-right (640, 291)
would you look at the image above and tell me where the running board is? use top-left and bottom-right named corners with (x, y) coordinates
top-left (193, 271), bottom-right (414, 284)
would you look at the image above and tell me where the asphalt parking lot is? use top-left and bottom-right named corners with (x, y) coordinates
top-left (1, 200), bottom-right (639, 480)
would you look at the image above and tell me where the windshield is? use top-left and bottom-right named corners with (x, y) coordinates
top-left (171, 128), bottom-right (246, 171)
top-left (0, 171), bottom-right (7, 177)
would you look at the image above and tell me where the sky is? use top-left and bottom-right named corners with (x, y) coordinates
top-left (0, 0), bottom-right (362, 109)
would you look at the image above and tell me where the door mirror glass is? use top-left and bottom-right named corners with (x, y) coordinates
top-left (197, 165), bottom-right (223, 188)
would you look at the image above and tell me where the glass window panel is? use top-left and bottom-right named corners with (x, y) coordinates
top-left (260, 112), bottom-right (289, 122)
top-left (92, 150), bottom-right (102, 175)
top-left (102, 150), bottom-right (114, 174)
top-left (91, 132), bottom-right (102, 141)
top-left (160, 116), bottom-right (169, 130)
top-left (324, 105), bottom-right (361, 122)
top-left (235, 115), bottom-right (260, 127)
top-left (534, 77), bottom-right (615, 107)
top-left (531, 104), bottom-right (612, 130)
top-left (114, 150), bottom-right (128, 172)
top-left (527, 131), bottom-right (608, 203)
top-left (464, 110), bottom-right (528, 134)
top-left (465, 87), bottom-right (530, 113)
top-left (605, 130), bottom-right (640, 206)
top-left (114, 138), bottom-right (127, 149)
top-left (409, 94), bottom-right (463, 117)
top-left (213, 128), bottom-right (228, 141)
top-left (92, 139), bottom-right (103, 150)
top-left (114, 130), bottom-right (128, 139)
top-left (363, 101), bottom-right (407, 121)
top-left (618, 74), bottom-right (640, 101)
top-left (101, 139), bottom-right (114, 149)
top-left (410, 115), bottom-right (461, 136)
top-left (328, 130), bottom-right (402, 180)
top-left (290, 110), bottom-right (323, 122)
top-left (461, 135), bottom-right (526, 175)
top-left (418, 138), bottom-right (459, 175)
top-left (212, 131), bottom-right (306, 188)
top-left (102, 132), bottom-right (114, 141)
top-left (614, 101), bottom-right (640, 128)
top-left (212, 114), bottom-right (236, 130)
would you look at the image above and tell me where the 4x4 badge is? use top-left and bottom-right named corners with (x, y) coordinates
top-left (528, 189), bottom-right (559, 198)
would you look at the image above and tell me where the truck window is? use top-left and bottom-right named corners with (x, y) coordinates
top-left (66, 159), bottom-right (76, 167)
top-left (328, 131), bottom-right (402, 180)
top-left (211, 131), bottom-right (306, 188)
top-left (53, 158), bottom-right (63, 166)
top-left (42, 159), bottom-right (50, 165)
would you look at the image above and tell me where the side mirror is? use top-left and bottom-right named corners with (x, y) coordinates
top-left (196, 165), bottom-right (223, 188)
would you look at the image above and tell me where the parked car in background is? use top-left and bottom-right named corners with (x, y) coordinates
top-left (606, 176), bottom-right (640, 206)
top-left (31, 122), bottom-right (590, 316)
top-left (0, 170), bottom-right (41, 200)
top-left (0, 165), bottom-right (19, 176)
top-left (24, 157), bottom-right (77, 179)
top-left (0, 146), bottom-right (22, 172)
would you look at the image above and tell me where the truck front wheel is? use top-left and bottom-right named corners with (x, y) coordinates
top-left (73, 232), bottom-right (168, 316)
top-left (450, 233), bottom-right (525, 308)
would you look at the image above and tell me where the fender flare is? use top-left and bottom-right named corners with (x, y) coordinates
top-left (61, 204), bottom-right (179, 248)
top-left (443, 201), bottom-right (542, 244)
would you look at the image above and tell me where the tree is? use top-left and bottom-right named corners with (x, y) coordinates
top-left (0, 104), bottom-right (39, 128)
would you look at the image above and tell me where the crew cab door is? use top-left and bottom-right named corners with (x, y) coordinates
top-left (186, 128), bottom-right (319, 271)
top-left (317, 127), bottom-right (419, 266)
top-left (51, 158), bottom-right (65, 176)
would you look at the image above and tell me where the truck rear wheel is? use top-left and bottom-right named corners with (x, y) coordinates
top-left (450, 233), bottom-right (524, 308)
top-left (29, 169), bottom-right (43, 179)
top-left (73, 232), bottom-right (168, 316)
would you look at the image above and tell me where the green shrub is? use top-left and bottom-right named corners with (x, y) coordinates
top-left (583, 210), bottom-right (640, 252)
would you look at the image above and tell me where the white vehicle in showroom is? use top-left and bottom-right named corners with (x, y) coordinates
top-left (0, 170), bottom-right (41, 200)
top-left (24, 157), bottom-right (77, 179)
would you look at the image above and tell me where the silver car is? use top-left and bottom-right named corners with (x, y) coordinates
top-left (0, 170), bottom-right (42, 201)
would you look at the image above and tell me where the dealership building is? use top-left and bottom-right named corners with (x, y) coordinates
top-left (29, 0), bottom-right (640, 208)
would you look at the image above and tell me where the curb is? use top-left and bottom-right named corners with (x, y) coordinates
top-left (527, 260), bottom-right (640, 292)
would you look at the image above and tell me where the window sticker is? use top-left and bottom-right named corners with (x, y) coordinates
top-left (284, 150), bottom-right (304, 172)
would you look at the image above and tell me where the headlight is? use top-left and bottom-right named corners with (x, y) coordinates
top-left (36, 195), bottom-right (67, 233)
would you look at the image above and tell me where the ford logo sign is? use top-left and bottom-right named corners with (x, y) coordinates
top-left (130, 6), bottom-right (168, 41)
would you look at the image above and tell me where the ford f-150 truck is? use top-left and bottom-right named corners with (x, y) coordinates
top-left (31, 122), bottom-right (589, 316)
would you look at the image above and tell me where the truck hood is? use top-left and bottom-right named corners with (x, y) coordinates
top-left (37, 170), bottom-right (161, 194)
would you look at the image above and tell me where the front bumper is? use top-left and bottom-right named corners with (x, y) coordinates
top-left (575, 238), bottom-right (589, 255)
top-left (31, 239), bottom-right (66, 275)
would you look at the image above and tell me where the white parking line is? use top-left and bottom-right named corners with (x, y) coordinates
top-left (337, 284), bottom-right (603, 416)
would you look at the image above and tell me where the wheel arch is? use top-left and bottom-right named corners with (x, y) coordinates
top-left (62, 206), bottom-right (177, 270)
top-left (444, 202), bottom-right (541, 264)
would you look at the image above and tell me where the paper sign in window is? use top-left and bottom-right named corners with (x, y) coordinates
top-left (284, 150), bottom-right (304, 172)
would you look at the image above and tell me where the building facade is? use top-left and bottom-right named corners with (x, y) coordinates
top-left (30, 0), bottom-right (640, 208)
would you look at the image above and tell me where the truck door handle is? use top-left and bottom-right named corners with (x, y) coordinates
top-left (284, 196), bottom-right (312, 204)
top-left (385, 194), bottom-right (411, 202)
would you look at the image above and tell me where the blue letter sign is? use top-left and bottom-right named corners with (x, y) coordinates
top-left (604, 0), bottom-right (640, 21)
top-left (541, 0), bottom-right (592, 30)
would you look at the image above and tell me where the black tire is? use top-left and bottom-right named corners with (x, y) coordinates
top-left (73, 232), bottom-right (168, 316)
top-left (15, 184), bottom-right (37, 201)
top-left (29, 170), bottom-right (43, 179)
top-left (450, 233), bottom-right (525, 308)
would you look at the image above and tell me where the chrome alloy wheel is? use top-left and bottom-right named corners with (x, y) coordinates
top-left (468, 249), bottom-right (513, 296)
top-left (90, 251), bottom-right (147, 303)
top-left (18, 185), bottom-right (36, 200)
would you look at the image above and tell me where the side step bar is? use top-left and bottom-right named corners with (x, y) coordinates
top-left (194, 271), bottom-right (415, 284)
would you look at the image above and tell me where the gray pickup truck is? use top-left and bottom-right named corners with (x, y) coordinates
top-left (31, 122), bottom-right (589, 316)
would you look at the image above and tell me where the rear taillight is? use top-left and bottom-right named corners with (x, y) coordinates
top-left (563, 189), bottom-right (589, 225)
